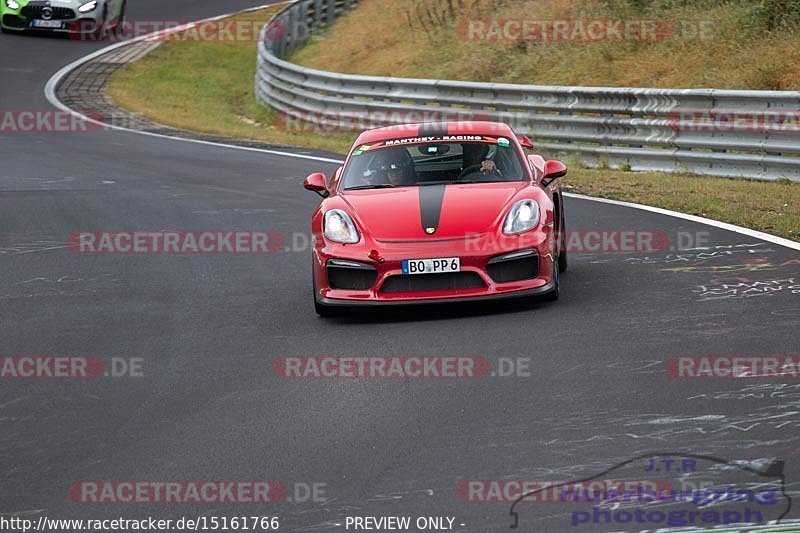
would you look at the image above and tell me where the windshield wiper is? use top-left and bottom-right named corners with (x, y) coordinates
top-left (344, 184), bottom-right (397, 190)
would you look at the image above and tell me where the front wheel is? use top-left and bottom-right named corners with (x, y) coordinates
top-left (111, 0), bottom-right (126, 33)
top-left (91, 5), bottom-right (108, 39)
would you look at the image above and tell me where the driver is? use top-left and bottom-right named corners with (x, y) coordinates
top-left (461, 143), bottom-right (500, 177)
top-left (377, 147), bottom-right (416, 186)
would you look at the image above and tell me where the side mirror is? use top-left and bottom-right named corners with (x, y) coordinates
top-left (304, 172), bottom-right (329, 198)
top-left (517, 135), bottom-right (535, 149)
top-left (541, 160), bottom-right (567, 187)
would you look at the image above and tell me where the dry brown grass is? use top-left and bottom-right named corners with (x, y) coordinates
top-left (292, 0), bottom-right (800, 90)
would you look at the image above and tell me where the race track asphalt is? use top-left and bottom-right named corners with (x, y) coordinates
top-left (1, 2), bottom-right (799, 531)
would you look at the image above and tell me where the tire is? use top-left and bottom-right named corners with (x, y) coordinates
top-left (558, 204), bottom-right (568, 273)
top-left (541, 259), bottom-right (560, 302)
top-left (92, 5), bottom-right (108, 39)
top-left (112, 0), bottom-right (125, 33)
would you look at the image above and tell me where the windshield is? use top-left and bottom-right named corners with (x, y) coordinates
top-left (342, 137), bottom-right (528, 190)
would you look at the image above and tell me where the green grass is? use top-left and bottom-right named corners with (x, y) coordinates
top-left (107, 5), bottom-right (800, 242)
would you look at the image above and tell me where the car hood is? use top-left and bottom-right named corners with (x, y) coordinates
top-left (340, 181), bottom-right (530, 241)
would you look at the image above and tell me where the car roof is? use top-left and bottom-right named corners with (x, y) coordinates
top-left (354, 121), bottom-right (517, 145)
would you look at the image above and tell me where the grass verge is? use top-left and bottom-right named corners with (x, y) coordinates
top-left (107, 7), bottom-right (799, 241)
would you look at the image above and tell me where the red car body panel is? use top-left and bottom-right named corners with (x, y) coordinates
top-left (307, 122), bottom-right (565, 308)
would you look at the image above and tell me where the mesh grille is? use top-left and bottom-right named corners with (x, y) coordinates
top-left (327, 265), bottom-right (377, 291)
top-left (21, 5), bottom-right (76, 20)
top-left (487, 254), bottom-right (539, 283)
top-left (380, 272), bottom-right (485, 293)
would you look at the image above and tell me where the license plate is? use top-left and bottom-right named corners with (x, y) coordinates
top-left (402, 257), bottom-right (460, 275)
top-left (32, 20), bottom-right (63, 28)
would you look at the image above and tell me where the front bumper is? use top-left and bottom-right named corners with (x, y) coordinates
top-left (316, 280), bottom-right (556, 307)
top-left (313, 227), bottom-right (556, 306)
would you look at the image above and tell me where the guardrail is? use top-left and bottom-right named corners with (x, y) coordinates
top-left (256, 0), bottom-right (800, 181)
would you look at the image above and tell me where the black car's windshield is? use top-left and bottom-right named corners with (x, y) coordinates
top-left (342, 137), bottom-right (527, 190)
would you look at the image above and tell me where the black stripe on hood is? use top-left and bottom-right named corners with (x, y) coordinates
top-left (418, 184), bottom-right (446, 234)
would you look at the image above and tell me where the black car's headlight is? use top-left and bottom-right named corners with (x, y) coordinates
top-left (78, 0), bottom-right (98, 13)
top-left (503, 199), bottom-right (540, 235)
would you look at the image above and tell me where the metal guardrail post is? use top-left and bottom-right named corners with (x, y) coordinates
top-left (313, 0), bottom-right (323, 30)
top-left (326, 0), bottom-right (335, 27)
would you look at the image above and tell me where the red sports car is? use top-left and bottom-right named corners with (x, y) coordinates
top-left (303, 121), bottom-right (568, 316)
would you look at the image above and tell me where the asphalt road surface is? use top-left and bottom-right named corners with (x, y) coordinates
top-left (1, 2), bottom-right (799, 531)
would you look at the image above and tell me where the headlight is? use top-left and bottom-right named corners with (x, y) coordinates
top-left (503, 199), bottom-right (540, 235)
top-left (6, 0), bottom-right (20, 9)
top-left (78, 0), bottom-right (97, 13)
top-left (324, 210), bottom-right (360, 244)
